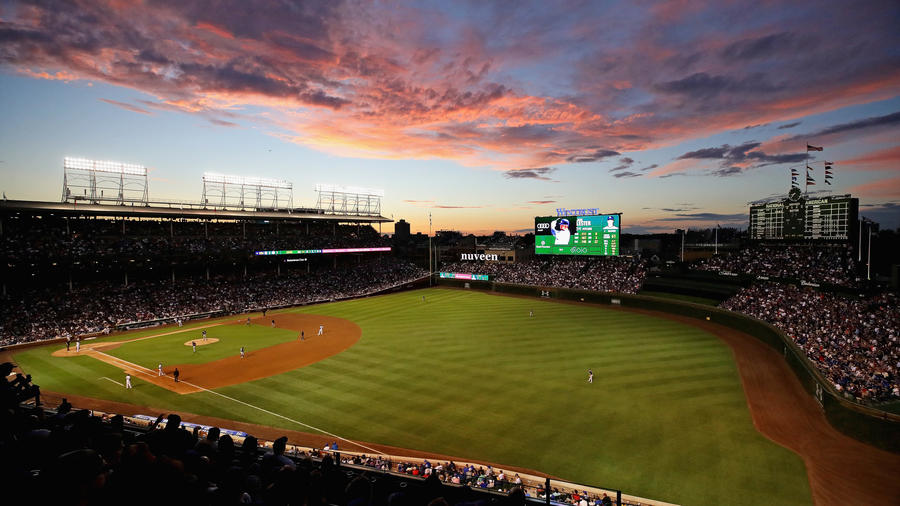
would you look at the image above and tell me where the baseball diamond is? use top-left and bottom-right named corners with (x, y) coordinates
top-left (7, 288), bottom-right (899, 505)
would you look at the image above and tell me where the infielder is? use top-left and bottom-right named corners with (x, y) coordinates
top-left (299, 330), bottom-right (304, 341)
top-left (271, 319), bottom-right (276, 328)
top-left (192, 341), bottom-right (197, 353)
top-left (588, 369), bottom-right (593, 384)
top-left (158, 363), bottom-right (163, 376)
top-left (75, 339), bottom-right (80, 353)
top-left (240, 346), bottom-right (245, 358)
top-left (318, 324), bottom-right (324, 336)
top-left (125, 374), bottom-right (133, 389)
top-left (202, 329), bottom-right (207, 341)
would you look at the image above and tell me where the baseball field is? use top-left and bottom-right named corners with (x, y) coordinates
top-left (10, 287), bottom-right (820, 504)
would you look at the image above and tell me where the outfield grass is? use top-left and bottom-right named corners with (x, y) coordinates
top-left (13, 288), bottom-right (811, 505)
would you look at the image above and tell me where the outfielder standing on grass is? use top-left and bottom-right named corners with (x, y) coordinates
top-left (588, 369), bottom-right (593, 384)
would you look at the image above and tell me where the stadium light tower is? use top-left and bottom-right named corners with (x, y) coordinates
top-left (315, 184), bottom-right (384, 216)
top-left (202, 172), bottom-right (293, 210)
top-left (62, 157), bottom-right (149, 205)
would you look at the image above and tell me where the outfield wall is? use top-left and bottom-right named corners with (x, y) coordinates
top-left (434, 276), bottom-right (900, 453)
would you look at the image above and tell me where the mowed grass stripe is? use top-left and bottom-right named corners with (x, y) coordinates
top-left (13, 287), bottom-right (810, 506)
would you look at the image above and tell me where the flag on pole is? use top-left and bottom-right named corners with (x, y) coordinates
top-left (807, 175), bottom-right (816, 185)
top-left (807, 144), bottom-right (824, 151)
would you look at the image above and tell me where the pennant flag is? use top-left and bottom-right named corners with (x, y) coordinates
top-left (824, 161), bottom-right (834, 166)
top-left (791, 168), bottom-right (799, 175)
top-left (807, 176), bottom-right (816, 185)
top-left (825, 169), bottom-right (833, 175)
top-left (807, 144), bottom-right (824, 151)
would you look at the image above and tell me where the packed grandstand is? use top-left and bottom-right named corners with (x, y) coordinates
top-left (1, 206), bottom-right (898, 408)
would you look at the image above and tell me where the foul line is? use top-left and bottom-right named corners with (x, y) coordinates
top-left (177, 377), bottom-right (384, 455)
top-left (100, 376), bottom-right (124, 387)
top-left (118, 322), bottom-right (228, 345)
top-left (91, 350), bottom-right (158, 379)
top-left (89, 349), bottom-right (380, 454)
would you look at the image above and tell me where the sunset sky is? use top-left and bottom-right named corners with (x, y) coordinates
top-left (1, 0), bottom-right (898, 234)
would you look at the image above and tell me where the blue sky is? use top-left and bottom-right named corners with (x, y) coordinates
top-left (1, 0), bottom-right (898, 234)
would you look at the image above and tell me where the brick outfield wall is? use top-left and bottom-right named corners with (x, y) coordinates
top-left (434, 276), bottom-right (900, 453)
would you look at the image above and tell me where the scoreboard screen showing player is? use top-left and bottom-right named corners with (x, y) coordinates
top-left (534, 214), bottom-right (620, 256)
top-left (749, 190), bottom-right (858, 241)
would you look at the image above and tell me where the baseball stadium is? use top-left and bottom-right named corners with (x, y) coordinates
top-left (2, 174), bottom-right (899, 506)
top-left (2, 2), bottom-right (900, 506)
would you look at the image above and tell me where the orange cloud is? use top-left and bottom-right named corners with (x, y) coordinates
top-left (846, 176), bottom-right (900, 198)
top-left (839, 146), bottom-right (900, 171)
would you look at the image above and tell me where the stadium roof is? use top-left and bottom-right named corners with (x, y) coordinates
top-left (0, 200), bottom-right (392, 224)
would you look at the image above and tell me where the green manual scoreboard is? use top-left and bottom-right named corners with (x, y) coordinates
top-left (535, 214), bottom-right (620, 256)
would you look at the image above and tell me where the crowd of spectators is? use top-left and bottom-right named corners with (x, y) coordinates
top-left (1, 369), bottom-right (624, 506)
top-left (0, 258), bottom-right (426, 346)
top-left (691, 245), bottom-right (859, 287)
top-left (1, 216), bottom-right (389, 266)
top-left (440, 257), bottom-right (647, 294)
top-left (722, 283), bottom-right (899, 403)
top-left (339, 454), bottom-right (614, 506)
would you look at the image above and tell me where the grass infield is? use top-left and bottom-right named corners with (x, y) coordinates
top-left (13, 287), bottom-right (811, 505)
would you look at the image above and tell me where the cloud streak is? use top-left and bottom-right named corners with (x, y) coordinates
top-left (0, 0), bottom-right (895, 173)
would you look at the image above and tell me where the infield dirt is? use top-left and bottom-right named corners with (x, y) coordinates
top-left (49, 314), bottom-right (361, 394)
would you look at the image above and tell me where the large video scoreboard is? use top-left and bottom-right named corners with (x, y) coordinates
top-left (535, 214), bottom-right (620, 256)
top-left (749, 190), bottom-right (858, 241)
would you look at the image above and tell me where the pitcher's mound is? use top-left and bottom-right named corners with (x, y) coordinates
top-left (184, 338), bottom-right (219, 347)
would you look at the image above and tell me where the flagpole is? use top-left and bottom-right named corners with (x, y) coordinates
top-left (805, 141), bottom-right (809, 196)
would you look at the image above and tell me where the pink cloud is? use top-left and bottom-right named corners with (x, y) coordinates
top-left (846, 176), bottom-right (900, 199)
top-left (839, 146), bottom-right (900, 171)
top-left (0, 0), bottom-right (897, 175)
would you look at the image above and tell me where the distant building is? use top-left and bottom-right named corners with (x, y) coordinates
top-left (394, 219), bottom-right (410, 242)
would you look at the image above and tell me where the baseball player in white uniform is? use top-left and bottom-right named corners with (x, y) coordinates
top-left (551, 218), bottom-right (571, 245)
top-left (240, 346), bottom-right (245, 358)
top-left (158, 363), bottom-right (163, 376)
top-left (125, 374), bottom-right (133, 389)
top-left (318, 324), bottom-right (324, 336)
top-left (588, 369), bottom-right (593, 384)
top-left (75, 339), bottom-right (80, 353)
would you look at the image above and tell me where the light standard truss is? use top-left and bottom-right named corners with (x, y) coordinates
top-left (315, 184), bottom-right (383, 216)
top-left (202, 172), bottom-right (293, 210)
top-left (62, 157), bottom-right (149, 205)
